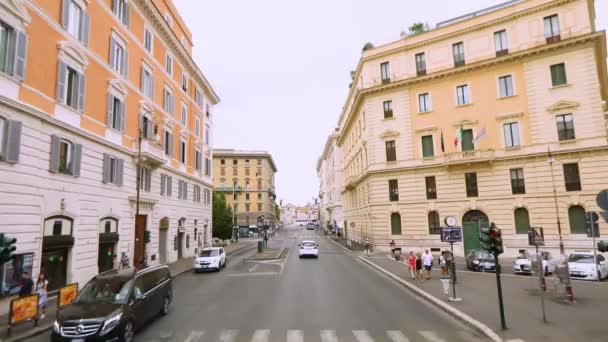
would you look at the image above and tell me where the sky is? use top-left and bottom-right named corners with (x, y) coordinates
top-left (173, 0), bottom-right (608, 206)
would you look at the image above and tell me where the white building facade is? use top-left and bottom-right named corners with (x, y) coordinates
top-left (317, 132), bottom-right (344, 230)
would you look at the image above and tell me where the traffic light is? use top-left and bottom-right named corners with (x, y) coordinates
top-left (0, 233), bottom-right (17, 265)
top-left (586, 211), bottom-right (600, 238)
top-left (489, 223), bottom-right (504, 255)
top-left (479, 227), bottom-right (493, 252)
top-left (143, 230), bottom-right (151, 243)
top-left (599, 240), bottom-right (608, 253)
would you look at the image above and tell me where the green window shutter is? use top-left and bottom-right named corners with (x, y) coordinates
top-left (462, 130), bottom-right (474, 151)
top-left (391, 213), bottom-right (402, 235)
top-left (422, 135), bottom-right (434, 157)
top-left (568, 206), bottom-right (586, 234)
top-left (514, 208), bottom-right (530, 234)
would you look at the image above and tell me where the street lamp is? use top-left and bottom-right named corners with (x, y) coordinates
top-left (548, 148), bottom-right (565, 254)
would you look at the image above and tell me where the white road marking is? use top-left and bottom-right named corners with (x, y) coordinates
top-left (387, 330), bottom-right (410, 342)
top-left (218, 329), bottom-right (239, 342)
top-left (505, 339), bottom-right (526, 342)
top-left (183, 330), bottom-right (205, 342)
top-left (287, 330), bottom-right (304, 342)
top-left (320, 330), bottom-right (339, 342)
top-left (419, 330), bottom-right (446, 342)
top-left (251, 329), bottom-right (270, 342)
top-left (353, 330), bottom-right (375, 342)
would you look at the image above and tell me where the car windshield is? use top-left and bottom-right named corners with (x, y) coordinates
top-left (568, 254), bottom-right (595, 263)
top-left (302, 242), bottom-right (316, 247)
top-left (474, 251), bottom-right (493, 259)
top-left (75, 277), bottom-right (132, 304)
top-left (200, 250), bottom-right (220, 257)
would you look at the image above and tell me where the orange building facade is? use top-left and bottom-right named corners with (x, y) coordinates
top-left (0, 0), bottom-right (218, 299)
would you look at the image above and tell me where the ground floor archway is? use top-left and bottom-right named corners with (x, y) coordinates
top-left (462, 210), bottom-right (489, 253)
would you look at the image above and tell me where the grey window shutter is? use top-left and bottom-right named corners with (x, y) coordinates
top-left (13, 31), bottom-right (27, 81)
top-left (160, 174), bottom-right (165, 195)
top-left (77, 73), bottom-right (86, 112)
top-left (120, 101), bottom-right (126, 132)
top-left (139, 114), bottom-right (144, 133)
top-left (61, 0), bottom-right (69, 29)
top-left (106, 93), bottom-right (113, 126)
top-left (168, 135), bottom-right (173, 157)
top-left (111, 0), bottom-right (118, 14)
top-left (109, 38), bottom-right (116, 69)
top-left (168, 176), bottom-right (172, 196)
top-left (56, 61), bottom-right (67, 102)
top-left (122, 49), bottom-right (128, 77)
top-left (102, 153), bottom-right (110, 183)
top-left (140, 66), bottom-right (145, 92)
top-left (146, 117), bottom-right (153, 138)
top-left (4, 120), bottom-right (23, 164)
top-left (178, 180), bottom-right (182, 198)
top-left (116, 158), bottom-right (124, 186)
top-left (72, 143), bottom-right (82, 177)
top-left (49, 135), bottom-right (60, 172)
top-left (184, 183), bottom-right (188, 200)
top-left (81, 13), bottom-right (90, 47)
top-left (145, 170), bottom-right (151, 191)
top-left (124, 3), bottom-right (131, 27)
top-left (150, 76), bottom-right (155, 99)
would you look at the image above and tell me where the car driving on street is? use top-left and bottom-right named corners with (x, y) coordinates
top-left (298, 240), bottom-right (319, 258)
top-left (306, 222), bottom-right (315, 230)
top-left (568, 251), bottom-right (608, 281)
top-left (194, 247), bottom-right (226, 272)
top-left (465, 250), bottom-right (496, 272)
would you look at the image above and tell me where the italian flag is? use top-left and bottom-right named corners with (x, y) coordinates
top-left (454, 125), bottom-right (464, 147)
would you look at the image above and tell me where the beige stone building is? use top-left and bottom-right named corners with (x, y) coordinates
top-left (317, 131), bottom-right (344, 229)
top-left (212, 149), bottom-right (278, 228)
top-left (336, 0), bottom-right (608, 257)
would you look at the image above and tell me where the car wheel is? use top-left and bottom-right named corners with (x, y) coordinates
top-left (161, 296), bottom-right (170, 316)
top-left (122, 321), bottom-right (134, 342)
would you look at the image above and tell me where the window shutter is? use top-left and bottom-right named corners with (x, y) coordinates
top-left (184, 183), bottom-right (188, 200)
top-left (13, 31), bottom-right (27, 81)
top-left (102, 153), bottom-right (110, 183)
top-left (150, 76), bottom-right (155, 99)
top-left (77, 73), bottom-right (86, 112)
top-left (146, 117), bottom-right (153, 138)
top-left (145, 169), bottom-right (151, 191)
top-left (49, 135), bottom-right (60, 172)
top-left (109, 38), bottom-right (116, 69)
top-left (56, 61), bottom-right (67, 102)
top-left (119, 101), bottom-right (126, 132)
top-left (72, 143), bottom-right (82, 177)
top-left (111, 0), bottom-right (118, 14)
top-left (168, 135), bottom-right (173, 157)
top-left (124, 3), bottom-right (131, 27)
top-left (4, 120), bottom-right (23, 164)
top-left (140, 66), bottom-right (145, 93)
top-left (168, 176), bottom-right (172, 196)
top-left (178, 180), bottom-right (182, 199)
top-left (61, 0), bottom-right (69, 29)
top-left (106, 94), bottom-right (113, 126)
top-left (80, 12), bottom-right (90, 46)
top-left (122, 49), bottom-right (129, 77)
top-left (116, 158), bottom-right (124, 186)
top-left (160, 174), bottom-right (166, 195)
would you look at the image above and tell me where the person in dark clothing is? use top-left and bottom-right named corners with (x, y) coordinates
top-left (18, 271), bottom-right (33, 297)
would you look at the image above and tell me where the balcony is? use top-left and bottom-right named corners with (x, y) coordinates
top-left (134, 139), bottom-right (167, 168)
top-left (444, 149), bottom-right (495, 166)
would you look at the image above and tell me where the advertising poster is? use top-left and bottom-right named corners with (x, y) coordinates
top-left (10, 294), bottom-right (39, 325)
top-left (59, 283), bottom-right (78, 307)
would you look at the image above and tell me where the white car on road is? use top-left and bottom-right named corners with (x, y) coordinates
top-left (568, 251), bottom-right (608, 281)
top-left (194, 247), bottom-right (226, 272)
top-left (512, 251), bottom-right (556, 275)
top-left (298, 240), bottom-right (319, 258)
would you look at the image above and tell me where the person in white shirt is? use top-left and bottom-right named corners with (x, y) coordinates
top-left (423, 249), bottom-right (434, 280)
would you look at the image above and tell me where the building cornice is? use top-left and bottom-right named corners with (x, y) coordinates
top-left (213, 149), bottom-right (278, 172)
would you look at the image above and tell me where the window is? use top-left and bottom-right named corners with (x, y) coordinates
top-left (425, 176), bottom-right (437, 200)
top-left (193, 185), bottom-right (201, 203)
top-left (181, 102), bottom-right (187, 126)
top-left (550, 63), bottom-right (567, 87)
top-left (245, 204), bottom-right (250, 212)
top-left (544, 15), bottom-right (560, 41)
top-left (205, 158), bottom-right (211, 176)
top-left (494, 30), bottom-right (508, 56)
top-left (385, 140), bottom-right (396, 162)
top-left (182, 74), bottom-right (188, 92)
top-left (456, 85), bottom-right (470, 105)
top-left (232, 167), bottom-right (238, 176)
top-left (383, 101), bottom-right (393, 118)
top-left (258, 193), bottom-right (262, 200)
top-left (257, 179), bottom-right (262, 190)
top-left (380, 62), bottom-right (390, 83)
top-left (568, 205), bottom-right (586, 234)
top-left (139, 167), bottom-right (151, 192)
top-left (163, 87), bottom-right (174, 114)
top-left (144, 27), bottom-right (153, 53)
top-left (0, 22), bottom-right (27, 80)
top-left (195, 89), bottom-right (203, 107)
top-left (178, 180), bottom-right (188, 199)
top-left (390, 213), bottom-right (402, 235)
top-left (503, 122), bottom-right (520, 147)
top-left (164, 130), bottom-right (173, 156)
top-left (140, 66), bottom-right (154, 99)
top-left (563, 163), bottom-right (581, 191)
top-left (418, 93), bottom-right (431, 113)
top-left (428, 211), bottom-right (441, 235)
top-left (50, 135), bottom-right (82, 176)
top-left (57, 62), bottom-right (86, 111)
top-left (160, 174), bottom-right (172, 196)
top-left (245, 193), bottom-right (250, 201)
top-left (233, 159), bottom-right (238, 165)
top-left (0, 117), bottom-right (22, 163)
top-left (421, 135), bottom-right (434, 158)
top-left (164, 12), bottom-right (172, 27)
top-left (510, 168), bottom-right (525, 194)
top-left (58, 139), bottom-right (72, 174)
top-left (514, 208), bottom-right (530, 234)
top-left (257, 203), bottom-right (262, 212)
top-left (452, 42), bottom-right (465, 66)
top-left (109, 37), bottom-right (128, 76)
top-left (112, 0), bottom-right (130, 26)
top-left (415, 52), bottom-right (426, 76)
top-left (102, 154), bottom-right (123, 185)
top-left (388, 179), bottom-right (399, 201)
top-left (556, 114), bottom-right (575, 141)
top-left (166, 54), bottom-right (173, 76)
top-left (257, 159), bottom-right (262, 165)
top-left (195, 118), bottom-right (200, 137)
top-left (205, 125), bottom-right (210, 145)
top-left (221, 159), bottom-right (225, 165)
top-left (461, 129), bottom-right (474, 151)
top-left (61, 0), bottom-right (89, 45)
top-left (465, 172), bottom-right (478, 197)
top-left (107, 94), bottom-right (125, 131)
top-left (195, 149), bottom-right (201, 170)
top-left (179, 140), bottom-right (186, 164)
top-left (498, 75), bottom-right (514, 97)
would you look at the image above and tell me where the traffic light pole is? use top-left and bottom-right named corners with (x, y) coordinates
top-left (494, 253), bottom-right (507, 330)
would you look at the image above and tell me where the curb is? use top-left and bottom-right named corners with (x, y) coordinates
top-left (358, 256), bottom-right (503, 342)
top-left (327, 237), bottom-right (353, 253)
top-left (243, 247), bottom-right (287, 261)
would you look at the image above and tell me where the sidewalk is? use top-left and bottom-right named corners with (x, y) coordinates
top-left (0, 241), bottom-right (253, 342)
top-left (362, 254), bottom-right (608, 342)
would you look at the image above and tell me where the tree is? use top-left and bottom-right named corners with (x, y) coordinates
top-left (362, 42), bottom-right (374, 52)
top-left (212, 191), bottom-right (233, 240)
top-left (348, 70), bottom-right (356, 88)
top-left (408, 22), bottom-right (429, 36)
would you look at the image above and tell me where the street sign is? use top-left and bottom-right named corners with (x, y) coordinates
top-left (596, 190), bottom-right (608, 211)
top-left (586, 211), bottom-right (600, 238)
top-left (441, 226), bottom-right (462, 242)
top-left (528, 227), bottom-right (544, 246)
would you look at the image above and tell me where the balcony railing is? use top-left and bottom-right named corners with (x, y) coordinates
top-left (444, 149), bottom-right (495, 165)
top-left (135, 139), bottom-right (167, 168)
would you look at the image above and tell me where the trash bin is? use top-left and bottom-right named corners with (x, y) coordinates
top-left (393, 247), bottom-right (402, 260)
top-left (257, 240), bottom-right (263, 253)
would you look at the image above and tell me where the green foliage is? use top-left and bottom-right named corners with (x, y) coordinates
top-left (212, 191), bottom-right (233, 240)
top-left (362, 42), bottom-right (374, 52)
top-left (408, 22), bottom-right (429, 36)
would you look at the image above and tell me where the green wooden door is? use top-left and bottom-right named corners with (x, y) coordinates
top-left (463, 222), bottom-right (481, 252)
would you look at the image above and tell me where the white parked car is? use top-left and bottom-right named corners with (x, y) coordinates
top-left (194, 247), bottom-right (226, 272)
top-left (568, 251), bottom-right (608, 281)
top-left (512, 251), bottom-right (556, 275)
top-left (298, 240), bottom-right (319, 258)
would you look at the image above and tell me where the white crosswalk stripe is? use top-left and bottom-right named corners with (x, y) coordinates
top-left (419, 330), bottom-right (447, 342)
top-left (250, 329), bottom-right (271, 342)
top-left (183, 330), bottom-right (205, 342)
top-left (387, 330), bottom-right (410, 342)
top-left (287, 329), bottom-right (304, 342)
top-left (320, 330), bottom-right (339, 342)
top-left (218, 329), bottom-right (239, 342)
top-left (353, 330), bottom-right (374, 342)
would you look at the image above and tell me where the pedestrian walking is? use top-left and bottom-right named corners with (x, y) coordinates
top-left (35, 272), bottom-right (49, 319)
top-left (364, 238), bottom-right (371, 256)
top-left (423, 249), bottom-right (434, 280)
top-left (415, 253), bottom-right (424, 283)
top-left (18, 271), bottom-right (33, 297)
top-left (408, 251), bottom-right (416, 279)
top-left (440, 252), bottom-right (448, 277)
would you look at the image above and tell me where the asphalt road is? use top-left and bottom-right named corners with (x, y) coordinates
top-left (32, 226), bottom-right (487, 342)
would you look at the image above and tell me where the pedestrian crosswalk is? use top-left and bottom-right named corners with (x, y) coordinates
top-left (143, 329), bottom-right (483, 342)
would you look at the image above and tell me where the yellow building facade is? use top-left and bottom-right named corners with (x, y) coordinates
top-left (337, 0), bottom-right (608, 256)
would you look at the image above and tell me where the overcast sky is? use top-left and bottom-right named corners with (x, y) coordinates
top-left (173, 0), bottom-right (608, 206)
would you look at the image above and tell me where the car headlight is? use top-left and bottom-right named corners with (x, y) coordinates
top-left (100, 312), bottom-right (122, 336)
top-left (53, 320), bottom-right (60, 333)
top-left (473, 260), bottom-right (480, 265)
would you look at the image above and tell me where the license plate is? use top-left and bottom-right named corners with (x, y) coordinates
top-left (571, 271), bottom-right (582, 275)
top-left (71, 339), bottom-right (84, 342)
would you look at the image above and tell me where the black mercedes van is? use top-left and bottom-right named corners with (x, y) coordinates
top-left (51, 265), bottom-right (172, 342)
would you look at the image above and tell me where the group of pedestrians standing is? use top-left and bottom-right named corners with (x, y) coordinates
top-left (406, 249), bottom-right (448, 283)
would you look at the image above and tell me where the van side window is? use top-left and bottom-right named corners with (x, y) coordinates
top-left (133, 277), bottom-right (145, 299)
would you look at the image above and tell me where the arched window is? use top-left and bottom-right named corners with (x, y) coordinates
top-left (99, 217), bottom-right (118, 234)
top-left (514, 208), bottom-right (530, 234)
top-left (391, 212), bottom-right (402, 235)
top-left (178, 218), bottom-right (186, 228)
top-left (43, 215), bottom-right (74, 236)
top-left (428, 211), bottom-right (440, 235)
top-left (568, 205), bottom-right (586, 234)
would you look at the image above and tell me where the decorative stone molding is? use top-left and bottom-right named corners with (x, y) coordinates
top-left (452, 119), bottom-right (478, 128)
top-left (57, 41), bottom-right (89, 68)
top-left (379, 130), bottom-right (400, 139)
top-left (1, 0), bottom-right (32, 28)
top-left (495, 112), bottom-right (524, 121)
top-left (415, 125), bottom-right (438, 134)
top-left (108, 79), bottom-right (128, 97)
top-left (546, 100), bottom-right (580, 113)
